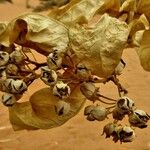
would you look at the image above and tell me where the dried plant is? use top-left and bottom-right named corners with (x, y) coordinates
top-left (0, 0), bottom-right (149, 144)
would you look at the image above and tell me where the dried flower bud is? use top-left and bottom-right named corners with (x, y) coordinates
top-left (112, 107), bottom-right (126, 121)
top-left (129, 109), bottom-right (149, 128)
top-left (40, 66), bottom-right (57, 86)
top-left (0, 51), bottom-right (9, 66)
top-left (75, 64), bottom-right (91, 81)
top-left (84, 105), bottom-right (95, 116)
top-left (55, 100), bottom-right (70, 116)
top-left (6, 64), bottom-right (18, 75)
top-left (114, 59), bottom-right (126, 75)
top-left (102, 123), bottom-right (117, 138)
top-left (116, 96), bottom-right (135, 113)
top-left (47, 50), bottom-right (63, 70)
top-left (0, 66), bottom-right (6, 80)
top-left (80, 82), bottom-right (99, 101)
top-left (53, 81), bottom-right (71, 99)
top-left (4, 79), bottom-right (27, 94)
top-left (1, 93), bottom-right (16, 107)
top-left (116, 126), bottom-right (135, 143)
top-left (86, 113), bottom-right (96, 121)
top-left (90, 106), bottom-right (108, 121)
top-left (10, 50), bottom-right (25, 64)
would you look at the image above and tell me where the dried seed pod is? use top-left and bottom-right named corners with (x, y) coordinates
top-left (112, 107), bottom-right (126, 121)
top-left (1, 93), bottom-right (17, 107)
top-left (11, 80), bottom-right (27, 94)
top-left (47, 49), bottom-right (63, 70)
top-left (40, 66), bottom-right (57, 86)
top-left (6, 64), bottom-right (18, 75)
top-left (102, 123), bottom-right (117, 138)
top-left (10, 50), bottom-right (25, 64)
top-left (0, 51), bottom-right (9, 66)
top-left (129, 109), bottom-right (149, 128)
top-left (3, 79), bottom-right (27, 94)
top-left (53, 81), bottom-right (71, 99)
top-left (86, 113), bottom-right (96, 121)
top-left (0, 66), bottom-right (6, 80)
top-left (117, 126), bottom-right (135, 143)
top-left (75, 63), bottom-right (91, 81)
top-left (114, 59), bottom-right (126, 75)
top-left (84, 105), bottom-right (95, 116)
top-left (116, 96), bottom-right (135, 113)
top-left (55, 100), bottom-right (70, 116)
top-left (80, 82), bottom-right (99, 101)
top-left (90, 106), bottom-right (108, 121)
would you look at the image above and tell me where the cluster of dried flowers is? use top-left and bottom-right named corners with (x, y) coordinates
top-left (0, 0), bottom-right (150, 143)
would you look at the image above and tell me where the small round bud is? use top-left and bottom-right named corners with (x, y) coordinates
top-left (1, 93), bottom-right (16, 107)
top-left (80, 82), bottom-right (99, 101)
top-left (10, 50), bottom-right (25, 64)
top-left (53, 81), bottom-right (71, 99)
top-left (102, 123), bottom-right (116, 138)
top-left (55, 100), bottom-right (70, 116)
top-left (75, 64), bottom-right (91, 81)
top-left (6, 64), bottom-right (18, 75)
top-left (40, 66), bottom-right (57, 86)
top-left (84, 105), bottom-right (95, 116)
top-left (90, 106), bottom-right (108, 121)
top-left (112, 107), bottom-right (126, 121)
top-left (0, 51), bottom-right (9, 66)
top-left (129, 109), bottom-right (149, 128)
top-left (86, 113), bottom-right (96, 121)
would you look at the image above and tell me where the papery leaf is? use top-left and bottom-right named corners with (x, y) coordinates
top-left (136, 30), bottom-right (150, 71)
top-left (0, 13), bottom-right (69, 55)
top-left (9, 86), bottom-right (86, 130)
top-left (48, 0), bottom-right (120, 25)
top-left (69, 14), bottom-right (129, 78)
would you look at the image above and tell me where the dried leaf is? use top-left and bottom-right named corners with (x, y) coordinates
top-left (137, 0), bottom-right (150, 21)
top-left (48, 0), bottom-right (121, 25)
top-left (69, 14), bottom-right (129, 78)
top-left (136, 30), bottom-right (150, 71)
top-left (9, 86), bottom-right (86, 130)
top-left (0, 13), bottom-right (69, 55)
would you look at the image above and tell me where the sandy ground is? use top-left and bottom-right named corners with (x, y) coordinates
top-left (0, 0), bottom-right (150, 150)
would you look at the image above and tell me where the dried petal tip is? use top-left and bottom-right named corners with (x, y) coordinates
top-left (1, 93), bottom-right (16, 107)
top-left (129, 109), bottom-right (149, 128)
top-left (53, 81), bottom-right (71, 99)
top-left (40, 66), bottom-right (57, 86)
top-left (55, 100), bottom-right (70, 116)
top-left (0, 51), bottom-right (9, 66)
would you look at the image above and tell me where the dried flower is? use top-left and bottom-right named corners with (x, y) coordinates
top-left (53, 81), bottom-right (71, 99)
top-left (0, 51), bottom-right (9, 66)
top-left (129, 109), bottom-right (149, 128)
top-left (6, 64), bottom-right (18, 75)
top-left (40, 66), bottom-right (57, 86)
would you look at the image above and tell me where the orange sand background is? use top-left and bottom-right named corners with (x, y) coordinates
top-left (0, 0), bottom-right (149, 149)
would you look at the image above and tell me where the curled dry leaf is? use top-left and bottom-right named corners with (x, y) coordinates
top-left (69, 14), bottom-right (129, 78)
top-left (136, 30), bottom-right (150, 71)
top-left (49, 0), bottom-right (121, 25)
top-left (0, 13), bottom-right (69, 55)
top-left (8, 86), bottom-right (86, 130)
